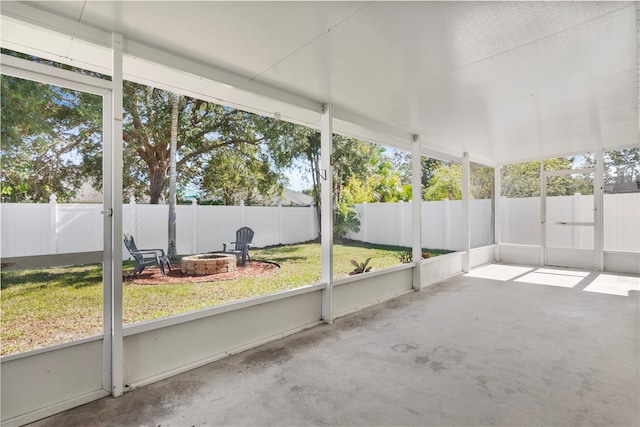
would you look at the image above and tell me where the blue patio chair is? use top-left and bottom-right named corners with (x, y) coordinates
top-left (124, 232), bottom-right (171, 276)
top-left (223, 227), bottom-right (254, 266)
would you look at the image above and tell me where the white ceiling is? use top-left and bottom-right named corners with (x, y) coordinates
top-left (1, 1), bottom-right (638, 165)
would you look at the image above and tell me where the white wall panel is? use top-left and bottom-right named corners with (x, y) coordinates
top-left (1, 339), bottom-right (107, 426)
top-left (498, 244), bottom-right (542, 265)
top-left (420, 252), bottom-right (464, 287)
top-left (604, 251), bottom-right (640, 275)
top-left (123, 290), bottom-right (322, 388)
top-left (470, 245), bottom-right (496, 268)
top-left (333, 266), bottom-right (413, 317)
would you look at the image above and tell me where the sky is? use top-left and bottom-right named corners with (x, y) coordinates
top-left (284, 170), bottom-right (306, 192)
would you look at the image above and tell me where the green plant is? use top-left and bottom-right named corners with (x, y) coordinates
top-left (333, 201), bottom-right (360, 239)
top-left (397, 251), bottom-right (431, 262)
top-left (349, 257), bottom-right (372, 275)
top-left (398, 251), bottom-right (412, 264)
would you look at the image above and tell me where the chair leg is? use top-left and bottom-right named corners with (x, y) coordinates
top-left (134, 264), bottom-right (144, 276)
top-left (156, 255), bottom-right (166, 276)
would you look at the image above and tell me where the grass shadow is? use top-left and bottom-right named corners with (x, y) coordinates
top-left (1, 265), bottom-right (103, 291)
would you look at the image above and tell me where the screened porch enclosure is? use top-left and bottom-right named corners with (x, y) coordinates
top-left (1, 2), bottom-right (638, 426)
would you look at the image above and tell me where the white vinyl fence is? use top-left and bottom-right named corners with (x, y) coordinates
top-left (0, 197), bottom-right (318, 261)
top-left (348, 193), bottom-right (639, 252)
top-left (1, 193), bottom-right (638, 262)
top-left (347, 199), bottom-right (492, 251)
top-left (500, 193), bottom-right (640, 252)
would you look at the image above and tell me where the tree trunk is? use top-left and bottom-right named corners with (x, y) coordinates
top-left (167, 93), bottom-right (179, 258)
top-left (310, 152), bottom-right (322, 237)
top-left (149, 164), bottom-right (168, 204)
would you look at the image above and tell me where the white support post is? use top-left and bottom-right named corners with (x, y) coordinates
top-left (320, 104), bottom-right (333, 324)
top-left (594, 149), bottom-right (604, 270)
top-left (102, 92), bottom-right (114, 394)
top-left (411, 136), bottom-right (422, 290)
top-left (494, 167), bottom-right (501, 262)
top-left (540, 160), bottom-right (546, 266)
top-left (462, 152), bottom-right (470, 272)
top-left (110, 33), bottom-right (124, 398)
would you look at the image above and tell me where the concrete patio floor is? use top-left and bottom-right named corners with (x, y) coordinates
top-left (28, 264), bottom-right (639, 427)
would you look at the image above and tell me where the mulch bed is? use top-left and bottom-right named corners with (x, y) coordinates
top-left (126, 261), bottom-right (280, 285)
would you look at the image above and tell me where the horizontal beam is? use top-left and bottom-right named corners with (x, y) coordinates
top-left (1, 252), bottom-right (104, 271)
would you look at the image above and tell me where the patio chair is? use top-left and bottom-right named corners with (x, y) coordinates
top-left (124, 232), bottom-right (171, 276)
top-left (223, 227), bottom-right (254, 266)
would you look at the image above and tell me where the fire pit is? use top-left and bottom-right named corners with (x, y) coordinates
top-left (180, 253), bottom-right (237, 276)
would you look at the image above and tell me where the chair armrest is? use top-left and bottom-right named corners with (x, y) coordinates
top-left (139, 248), bottom-right (166, 257)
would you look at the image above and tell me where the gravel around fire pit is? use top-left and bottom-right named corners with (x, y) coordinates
top-left (126, 261), bottom-right (280, 285)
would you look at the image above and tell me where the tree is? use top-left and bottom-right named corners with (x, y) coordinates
top-left (198, 143), bottom-right (286, 205)
top-left (423, 163), bottom-right (462, 201)
top-left (122, 81), bottom-right (287, 204)
top-left (167, 92), bottom-right (179, 259)
top-left (280, 127), bottom-right (415, 238)
top-left (470, 165), bottom-right (494, 200)
top-left (600, 148), bottom-right (640, 187)
top-left (501, 161), bottom-right (541, 198)
top-left (1, 74), bottom-right (102, 202)
top-left (501, 157), bottom-right (594, 198)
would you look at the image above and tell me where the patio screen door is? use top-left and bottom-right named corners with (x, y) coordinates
top-left (542, 168), bottom-right (596, 269)
top-left (1, 55), bottom-right (114, 393)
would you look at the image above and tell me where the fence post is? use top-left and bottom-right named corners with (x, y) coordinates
top-left (191, 198), bottom-right (198, 254)
top-left (240, 200), bottom-right (245, 226)
top-left (49, 194), bottom-right (58, 254)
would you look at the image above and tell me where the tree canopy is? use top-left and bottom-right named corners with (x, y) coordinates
top-left (1, 74), bottom-right (102, 202)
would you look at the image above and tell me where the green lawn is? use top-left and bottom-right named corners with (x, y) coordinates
top-left (1, 241), bottom-right (449, 356)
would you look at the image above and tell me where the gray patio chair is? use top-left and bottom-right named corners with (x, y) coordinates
top-left (124, 232), bottom-right (171, 276)
top-left (223, 227), bottom-right (254, 266)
